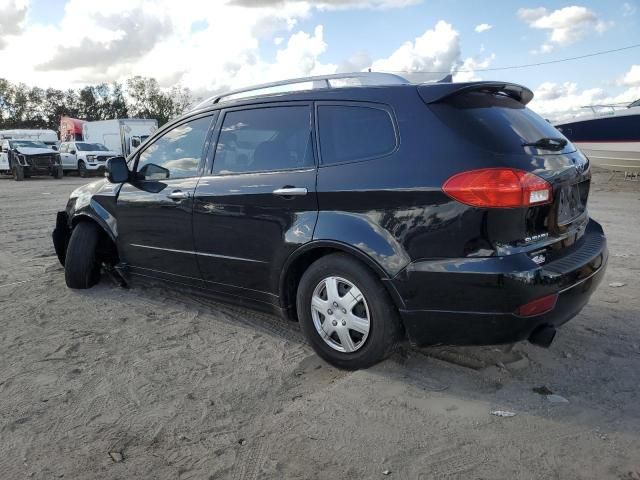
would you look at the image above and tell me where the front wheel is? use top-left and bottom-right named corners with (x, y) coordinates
top-left (53, 166), bottom-right (63, 179)
top-left (78, 160), bottom-right (87, 178)
top-left (65, 222), bottom-right (101, 289)
top-left (296, 253), bottom-right (403, 370)
top-left (12, 165), bottom-right (24, 181)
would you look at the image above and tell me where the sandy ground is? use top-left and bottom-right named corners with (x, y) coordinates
top-left (0, 171), bottom-right (638, 480)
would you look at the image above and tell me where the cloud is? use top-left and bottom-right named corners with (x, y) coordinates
top-left (228, 0), bottom-right (422, 9)
top-left (370, 20), bottom-right (460, 81)
top-left (474, 23), bottom-right (492, 33)
top-left (518, 5), bottom-right (612, 53)
top-left (453, 53), bottom-right (495, 82)
top-left (0, 0), bottom-right (29, 49)
top-left (37, 9), bottom-right (172, 70)
top-left (623, 2), bottom-right (637, 16)
top-left (369, 20), bottom-right (495, 83)
top-left (529, 79), bottom-right (640, 123)
top-left (621, 64), bottom-right (640, 86)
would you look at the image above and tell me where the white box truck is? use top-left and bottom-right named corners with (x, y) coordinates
top-left (82, 119), bottom-right (158, 157)
top-left (0, 129), bottom-right (59, 147)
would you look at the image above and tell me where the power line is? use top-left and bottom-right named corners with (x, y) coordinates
top-left (374, 43), bottom-right (640, 74)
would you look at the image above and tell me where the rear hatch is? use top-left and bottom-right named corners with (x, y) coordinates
top-left (419, 82), bottom-right (591, 259)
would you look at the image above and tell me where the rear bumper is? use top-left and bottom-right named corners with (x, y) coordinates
top-left (392, 219), bottom-right (608, 346)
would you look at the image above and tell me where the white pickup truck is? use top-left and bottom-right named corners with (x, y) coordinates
top-left (0, 139), bottom-right (63, 181)
top-left (59, 141), bottom-right (119, 177)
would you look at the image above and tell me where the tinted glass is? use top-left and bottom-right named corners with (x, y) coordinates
top-left (318, 105), bottom-right (396, 165)
top-left (429, 92), bottom-right (575, 154)
top-left (77, 142), bottom-right (109, 151)
top-left (11, 140), bottom-right (47, 148)
top-left (213, 106), bottom-right (313, 175)
top-left (136, 116), bottom-right (211, 180)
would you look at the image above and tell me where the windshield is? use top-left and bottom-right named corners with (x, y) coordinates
top-left (76, 142), bottom-right (109, 151)
top-left (10, 140), bottom-right (48, 149)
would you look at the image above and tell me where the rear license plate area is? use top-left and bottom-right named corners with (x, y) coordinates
top-left (557, 180), bottom-right (589, 226)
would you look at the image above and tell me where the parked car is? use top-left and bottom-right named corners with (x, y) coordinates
top-left (52, 73), bottom-right (608, 369)
top-left (0, 138), bottom-right (63, 181)
top-left (59, 141), bottom-right (119, 177)
top-left (82, 119), bottom-right (158, 158)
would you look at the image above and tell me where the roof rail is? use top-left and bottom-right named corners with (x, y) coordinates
top-left (192, 72), bottom-right (410, 110)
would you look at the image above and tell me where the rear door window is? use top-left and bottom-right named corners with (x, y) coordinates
top-left (429, 92), bottom-right (575, 154)
top-left (213, 106), bottom-right (313, 175)
top-left (317, 104), bottom-right (397, 165)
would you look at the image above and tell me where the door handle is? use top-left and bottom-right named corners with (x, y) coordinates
top-left (167, 190), bottom-right (191, 200)
top-left (272, 187), bottom-right (308, 197)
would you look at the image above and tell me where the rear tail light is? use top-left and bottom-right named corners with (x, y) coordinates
top-left (516, 293), bottom-right (558, 317)
top-left (443, 168), bottom-right (552, 208)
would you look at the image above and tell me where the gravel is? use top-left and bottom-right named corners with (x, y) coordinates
top-left (1, 170), bottom-right (639, 479)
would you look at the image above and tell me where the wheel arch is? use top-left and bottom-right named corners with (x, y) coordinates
top-left (71, 211), bottom-right (116, 243)
top-left (278, 240), bottom-right (406, 322)
top-left (70, 212), bottom-right (119, 265)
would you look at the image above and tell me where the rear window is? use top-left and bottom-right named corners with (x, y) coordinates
top-left (318, 105), bottom-right (396, 165)
top-left (430, 92), bottom-right (574, 154)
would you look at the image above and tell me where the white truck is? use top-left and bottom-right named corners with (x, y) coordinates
top-left (82, 119), bottom-right (158, 158)
top-left (59, 141), bottom-right (119, 177)
top-left (0, 129), bottom-right (59, 147)
top-left (0, 138), bottom-right (63, 181)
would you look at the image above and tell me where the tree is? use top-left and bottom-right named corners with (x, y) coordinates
top-left (126, 76), bottom-right (192, 126)
top-left (0, 75), bottom-right (192, 131)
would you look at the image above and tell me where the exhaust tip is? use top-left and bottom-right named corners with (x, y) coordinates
top-left (529, 325), bottom-right (557, 348)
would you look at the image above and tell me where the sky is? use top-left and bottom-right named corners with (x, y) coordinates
top-left (0, 0), bottom-right (639, 121)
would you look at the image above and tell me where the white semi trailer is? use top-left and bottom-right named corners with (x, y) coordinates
top-left (82, 119), bottom-right (158, 158)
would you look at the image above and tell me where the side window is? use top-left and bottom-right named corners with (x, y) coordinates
top-left (59, 143), bottom-right (67, 153)
top-left (213, 106), bottom-right (313, 175)
top-left (317, 104), bottom-right (396, 165)
top-left (136, 116), bottom-right (212, 180)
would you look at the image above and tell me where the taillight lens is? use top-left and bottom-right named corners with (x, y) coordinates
top-left (443, 168), bottom-right (552, 208)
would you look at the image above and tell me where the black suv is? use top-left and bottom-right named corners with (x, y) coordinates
top-left (52, 73), bottom-right (608, 369)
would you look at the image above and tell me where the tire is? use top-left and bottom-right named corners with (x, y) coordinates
top-left (53, 166), bottom-right (63, 179)
top-left (78, 160), bottom-right (87, 178)
top-left (64, 222), bottom-right (101, 289)
top-left (12, 165), bottom-right (24, 181)
top-left (296, 253), bottom-right (403, 370)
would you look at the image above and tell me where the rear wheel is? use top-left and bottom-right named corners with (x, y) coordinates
top-left (65, 222), bottom-right (101, 289)
top-left (12, 165), bottom-right (24, 181)
top-left (78, 160), bottom-right (87, 178)
top-left (296, 253), bottom-right (402, 370)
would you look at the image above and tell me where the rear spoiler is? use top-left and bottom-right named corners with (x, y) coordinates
top-left (417, 81), bottom-right (534, 106)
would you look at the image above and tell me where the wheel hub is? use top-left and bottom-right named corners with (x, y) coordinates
top-left (310, 276), bottom-right (370, 353)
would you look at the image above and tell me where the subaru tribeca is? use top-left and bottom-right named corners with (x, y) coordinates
top-left (52, 73), bottom-right (608, 369)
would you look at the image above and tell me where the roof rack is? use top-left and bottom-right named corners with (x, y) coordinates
top-left (192, 72), bottom-right (410, 110)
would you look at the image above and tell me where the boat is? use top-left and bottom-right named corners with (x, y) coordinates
top-left (554, 99), bottom-right (640, 172)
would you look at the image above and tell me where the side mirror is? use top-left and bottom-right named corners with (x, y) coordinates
top-left (106, 156), bottom-right (129, 183)
top-left (70, 149), bottom-right (76, 155)
top-left (51, 145), bottom-right (58, 151)
top-left (131, 136), bottom-right (141, 149)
